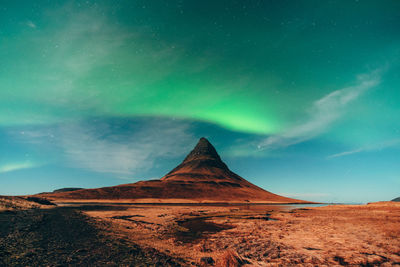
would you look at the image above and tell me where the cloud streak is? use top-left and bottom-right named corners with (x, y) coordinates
top-left (0, 162), bottom-right (40, 174)
top-left (258, 69), bottom-right (383, 150)
top-left (26, 20), bottom-right (36, 28)
top-left (327, 138), bottom-right (400, 159)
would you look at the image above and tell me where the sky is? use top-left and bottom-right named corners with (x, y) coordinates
top-left (0, 0), bottom-right (399, 203)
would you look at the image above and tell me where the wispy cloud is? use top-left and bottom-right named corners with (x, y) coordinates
top-left (1, 5), bottom-right (187, 127)
top-left (327, 139), bottom-right (400, 159)
top-left (258, 69), bottom-right (383, 150)
top-left (0, 162), bottom-right (40, 174)
top-left (26, 20), bottom-right (36, 28)
top-left (58, 119), bottom-right (194, 175)
top-left (8, 118), bottom-right (195, 176)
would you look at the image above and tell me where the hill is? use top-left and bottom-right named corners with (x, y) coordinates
top-left (52, 188), bottom-right (83, 193)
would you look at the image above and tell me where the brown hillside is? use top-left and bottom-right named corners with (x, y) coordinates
top-left (41, 138), bottom-right (310, 203)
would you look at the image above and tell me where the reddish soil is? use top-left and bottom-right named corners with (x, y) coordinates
top-left (2, 200), bottom-right (399, 266)
top-left (84, 202), bottom-right (400, 266)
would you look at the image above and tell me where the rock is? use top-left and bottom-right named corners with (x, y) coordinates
top-left (216, 250), bottom-right (249, 267)
top-left (200, 256), bottom-right (215, 265)
top-left (26, 197), bottom-right (55, 206)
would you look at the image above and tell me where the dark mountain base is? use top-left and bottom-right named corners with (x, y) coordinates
top-left (0, 208), bottom-right (183, 266)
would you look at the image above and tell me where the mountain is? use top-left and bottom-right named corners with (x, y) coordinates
top-left (161, 137), bottom-right (246, 183)
top-left (37, 187), bottom-right (84, 195)
top-left (392, 197), bottom-right (400, 202)
top-left (41, 137), bottom-right (310, 203)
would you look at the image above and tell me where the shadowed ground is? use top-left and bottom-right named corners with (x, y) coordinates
top-left (0, 207), bottom-right (183, 266)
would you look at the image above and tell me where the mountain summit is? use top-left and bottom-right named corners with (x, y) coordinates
top-left (40, 138), bottom-right (310, 203)
top-left (162, 137), bottom-right (241, 183)
top-left (182, 137), bottom-right (223, 163)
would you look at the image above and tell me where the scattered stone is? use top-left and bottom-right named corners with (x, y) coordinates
top-left (200, 256), bottom-right (215, 265)
top-left (26, 197), bottom-right (56, 206)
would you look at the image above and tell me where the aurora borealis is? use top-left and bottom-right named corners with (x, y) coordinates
top-left (1, 0), bottom-right (399, 202)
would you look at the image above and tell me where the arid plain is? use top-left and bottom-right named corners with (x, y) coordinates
top-left (2, 197), bottom-right (400, 266)
top-left (84, 202), bottom-right (400, 266)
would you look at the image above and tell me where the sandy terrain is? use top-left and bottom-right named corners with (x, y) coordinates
top-left (83, 202), bottom-right (400, 266)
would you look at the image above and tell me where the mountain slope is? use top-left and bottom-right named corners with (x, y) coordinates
top-left (41, 138), bottom-right (310, 203)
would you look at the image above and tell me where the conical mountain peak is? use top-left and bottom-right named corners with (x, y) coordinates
top-left (44, 136), bottom-right (309, 204)
top-left (161, 137), bottom-right (236, 181)
top-left (182, 137), bottom-right (222, 163)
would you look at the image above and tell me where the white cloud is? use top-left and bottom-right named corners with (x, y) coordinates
top-left (26, 20), bottom-right (36, 28)
top-left (0, 162), bottom-right (40, 174)
top-left (258, 69), bottom-right (383, 150)
top-left (327, 149), bottom-right (363, 159)
top-left (327, 139), bottom-right (400, 159)
top-left (58, 119), bottom-right (194, 175)
top-left (7, 118), bottom-right (195, 176)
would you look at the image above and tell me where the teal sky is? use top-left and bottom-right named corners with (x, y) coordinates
top-left (1, 0), bottom-right (399, 203)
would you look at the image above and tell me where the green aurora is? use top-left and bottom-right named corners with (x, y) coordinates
top-left (0, 0), bottom-right (399, 202)
top-left (1, 1), bottom-right (398, 136)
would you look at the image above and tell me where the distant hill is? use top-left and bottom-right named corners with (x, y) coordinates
top-left (52, 188), bottom-right (83, 193)
top-left (37, 188), bottom-right (84, 195)
top-left (40, 138), bottom-right (312, 204)
top-left (392, 197), bottom-right (400, 202)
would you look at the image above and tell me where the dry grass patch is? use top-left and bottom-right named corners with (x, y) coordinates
top-left (215, 250), bottom-right (249, 267)
top-left (0, 196), bottom-right (52, 211)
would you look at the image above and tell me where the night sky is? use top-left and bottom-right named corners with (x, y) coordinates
top-left (1, 0), bottom-right (399, 203)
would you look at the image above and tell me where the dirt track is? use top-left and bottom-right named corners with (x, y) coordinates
top-left (0, 207), bottom-right (183, 266)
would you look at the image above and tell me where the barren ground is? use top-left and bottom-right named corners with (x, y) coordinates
top-left (83, 202), bottom-right (400, 266)
top-left (0, 203), bottom-right (184, 266)
top-left (1, 199), bottom-right (400, 266)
